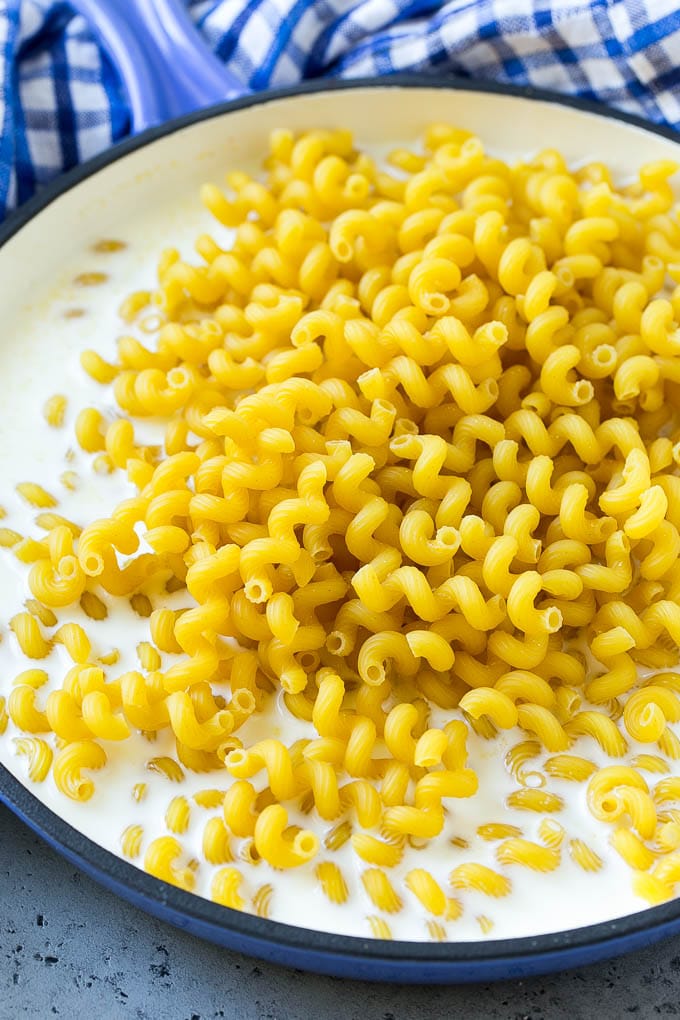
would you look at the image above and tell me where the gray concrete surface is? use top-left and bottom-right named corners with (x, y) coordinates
top-left (0, 802), bottom-right (677, 1020)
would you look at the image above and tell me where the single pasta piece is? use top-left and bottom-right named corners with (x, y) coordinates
top-left (10, 613), bottom-right (51, 659)
top-left (324, 820), bottom-right (352, 851)
top-left (120, 824), bottom-right (144, 859)
top-left (43, 394), bottom-right (67, 427)
top-left (351, 833), bottom-right (403, 867)
top-left (610, 828), bottom-right (655, 871)
top-left (449, 863), bottom-right (511, 898)
top-left (426, 920), bottom-right (448, 941)
top-left (315, 861), bottom-right (349, 904)
top-left (504, 741), bottom-right (543, 786)
top-left (137, 641), bottom-right (162, 672)
top-left (201, 818), bottom-right (233, 865)
top-left (16, 482), bottom-right (57, 508)
top-left (8, 686), bottom-right (49, 733)
top-left (507, 788), bottom-right (564, 813)
top-left (538, 820), bottom-right (565, 849)
top-left (165, 795), bottom-right (191, 834)
top-left (146, 757), bottom-right (185, 783)
top-left (569, 839), bottom-right (603, 872)
top-left (238, 839), bottom-right (262, 867)
top-left (14, 737), bottom-right (53, 782)
top-left (53, 741), bottom-right (107, 801)
top-left (223, 780), bottom-right (259, 838)
top-left (0, 527), bottom-right (22, 548)
top-left (144, 836), bottom-right (195, 891)
top-left (80, 591), bottom-right (108, 621)
top-left (361, 868), bottom-right (403, 913)
top-left (544, 755), bottom-right (597, 782)
top-left (405, 869), bottom-right (459, 919)
top-left (366, 916), bottom-right (392, 940)
top-left (477, 823), bottom-right (523, 842)
top-left (631, 755), bottom-right (670, 775)
top-left (253, 805), bottom-right (319, 868)
top-left (194, 788), bottom-right (227, 809)
top-left (496, 839), bottom-right (561, 872)
top-left (252, 884), bottom-right (273, 918)
top-left (211, 867), bottom-right (246, 910)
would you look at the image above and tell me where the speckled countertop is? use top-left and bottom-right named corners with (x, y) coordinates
top-left (0, 803), bottom-right (677, 1020)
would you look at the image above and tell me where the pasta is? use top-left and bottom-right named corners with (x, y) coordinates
top-left (361, 868), bottom-right (403, 913)
top-left (253, 805), bottom-right (319, 868)
top-left (120, 824), bottom-right (144, 859)
top-left (4, 121), bottom-right (680, 942)
top-left (202, 817), bottom-right (233, 864)
top-left (405, 869), bottom-right (459, 919)
top-left (449, 863), bottom-right (511, 898)
top-left (538, 820), bottom-right (565, 849)
top-left (14, 737), bottom-right (52, 782)
top-left (496, 839), bottom-right (561, 872)
top-left (210, 866), bottom-right (246, 909)
top-left (569, 839), bottom-right (603, 872)
top-left (165, 795), bottom-right (191, 834)
top-left (252, 883), bottom-right (274, 918)
top-left (315, 860), bottom-right (349, 904)
top-left (53, 741), bottom-right (107, 802)
top-left (43, 394), bottom-right (67, 428)
top-left (366, 916), bottom-right (392, 939)
top-left (144, 836), bottom-right (195, 890)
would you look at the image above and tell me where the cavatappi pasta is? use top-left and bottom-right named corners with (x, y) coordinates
top-left (4, 124), bottom-right (680, 941)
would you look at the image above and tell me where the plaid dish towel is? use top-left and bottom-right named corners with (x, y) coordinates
top-left (1, 0), bottom-right (679, 221)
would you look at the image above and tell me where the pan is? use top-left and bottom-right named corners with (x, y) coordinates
top-left (1, 0), bottom-right (679, 982)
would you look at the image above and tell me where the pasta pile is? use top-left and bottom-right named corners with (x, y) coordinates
top-left (5, 122), bottom-right (680, 935)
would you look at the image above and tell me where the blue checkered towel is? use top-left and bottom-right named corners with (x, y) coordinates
top-left (1, 0), bottom-right (679, 221)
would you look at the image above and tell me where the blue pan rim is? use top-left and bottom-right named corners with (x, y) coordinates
top-left (1, 73), bottom-right (679, 976)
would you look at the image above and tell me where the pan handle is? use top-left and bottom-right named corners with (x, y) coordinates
top-left (69, 0), bottom-right (245, 133)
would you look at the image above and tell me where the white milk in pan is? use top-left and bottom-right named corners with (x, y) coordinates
top-left (0, 96), bottom-right (678, 942)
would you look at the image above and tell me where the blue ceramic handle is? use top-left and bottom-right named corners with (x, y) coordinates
top-left (70, 0), bottom-right (245, 133)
